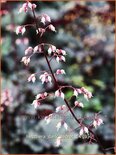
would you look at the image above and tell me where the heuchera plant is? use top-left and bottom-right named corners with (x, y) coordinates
top-left (16, 1), bottom-right (105, 153)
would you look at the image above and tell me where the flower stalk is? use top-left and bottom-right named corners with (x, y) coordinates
top-left (17, 2), bottom-right (106, 154)
top-left (31, 8), bottom-right (106, 154)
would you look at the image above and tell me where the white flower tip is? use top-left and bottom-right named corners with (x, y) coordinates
top-left (56, 122), bottom-right (61, 130)
top-left (64, 123), bottom-right (68, 130)
top-left (55, 137), bottom-right (61, 147)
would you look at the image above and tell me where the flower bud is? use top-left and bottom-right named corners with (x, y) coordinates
top-left (74, 101), bottom-right (84, 108)
top-left (25, 47), bottom-right (33, 55)
top-left (28, 74), bottom-right (36, 83)
top-left (49, 24), bottom-right (56, 32)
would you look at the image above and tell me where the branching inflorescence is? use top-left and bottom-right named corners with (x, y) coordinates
top-left (16, 1), bottom-right (105, 153)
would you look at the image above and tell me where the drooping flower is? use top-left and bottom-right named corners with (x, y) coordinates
top-left (34, 45), bottom-right (42, 53)
top-left (56, 121), bottom-right (68, 131)
top-left (81, 87), bottom-right (93, 100)
top-left (32, 100), bottom-right (40, 109)
top-left (48, 24), bottom-right (56, 32)
top-left (84, 92), bottom-right (92, 100)
top-left (64, 122), bottom-right (68, 130)
top-left (56, 69), bottom-right (65, 75)
top-left (36, 92), bottom-right (48, 99)
top-left (39, 72), bottom-right (52, 84)
top-left (55, 89), bottom-right (64, 99)
top-left (48, 45), bottom-right (56, 55)
top-left (40, 16), bottom-right (45, 25)
top-left (21, 56), bottom-right (30, 66)
top-left (55, 49), bottom-right (66, 63)
top-left (16, 26), bottom-right (26, 35)
top-left (56, 55), bottom-right (66, 63)
top-left (28, 74), bottom-right (36, 83)
top-left (56, 122), bottom-right (62, 131)
top-left (79, 126), bottom-right (89, 137)
top-left (93, 118), bottom-right (103, 128)
top-left (74, 101), bottom-right (84, 108)
top-left (40, 14), bottom-right (51, 25)
top-left (56, 105), bottom-right (67, 113)
top-left (55, 136), bottom-right (62, 147)
top-left (73, 88), bottom-right (82, 97)
top-left (73, 89), bottom-right (78, 97)
top-left (25, 46), bottom-right (33, 55)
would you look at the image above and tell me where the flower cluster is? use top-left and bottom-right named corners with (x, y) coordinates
top-left (93, 116), bottom-right (103, 128)
top-left (34, 45), bottom-right (43, 53)
top-left (32, 92), bottom-right (48, 109)
top-left (40, 14), bottom-right (51, 25)
top-left (37, 24), bottom-right (56, 37)
top-left (48, 46), bottom-right (67, 63)
top-left (48, 45), bottom-right (56, 55)
top-left (73, 87), bottom-right (92, 99)
top-left (21, 45), bottom-right (42, 66)
top-left (81, 87), bottom-right (93, 100)
top-left (39, 72), bottom-right (52, 84)
top-left (55, 89), bottom-right (65, 99)
top-left (19, 2), bottom-right (36, 13)
top-left (55, 49), bottom-right (66, 63)
top-left (17, 1), bottom-right (104, 148)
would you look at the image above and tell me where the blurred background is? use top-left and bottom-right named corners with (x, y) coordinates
top-left (1, 1), bottom-right (115, 154)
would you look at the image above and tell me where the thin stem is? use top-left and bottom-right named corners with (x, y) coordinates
top-left (42, 45), bottom-right (59, 87)
top-left (48, 54), bottom-right (55, 63)
top-left (20, 23), bottom-right (35, 27)
top-left (32, 9), bottom-right (39, 31)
